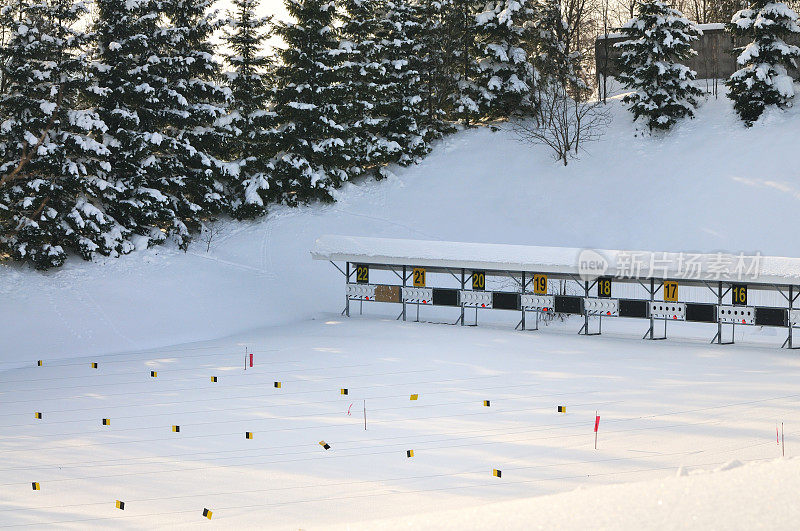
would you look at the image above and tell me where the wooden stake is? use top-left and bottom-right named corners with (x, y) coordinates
top-left (363, 400), bottom-right (367, 430)
top-left (782, 422), bottom-right (785, 457)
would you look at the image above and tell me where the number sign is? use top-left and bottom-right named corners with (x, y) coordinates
top-left (412, 268), bottom-right (426, 287)
top-left (597, 277), bottom-right (612, 298)
top-left (663, 281), bottom-right (679, 302)
top-left (472, 271), bottom-right (486, 291)
top-left (355, 264), bottom-right (369, 284)
top-left (533, 274), bottom-right (548, 295)
top-left (732, 284), bottom-right (747, 306)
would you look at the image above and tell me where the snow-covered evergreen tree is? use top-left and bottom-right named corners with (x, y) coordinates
top-left (448, 0), bottom-right (482, 125)
top-left (339, 0), bottom-right (389, 176)
top-left (616, 1), bottom-right (702, 131)
top-left (474, 0), bottom-right (536, 118)
top-left (92, 0), bottom-right (178, 247)
top-left (271, 0), bottom-right (349, 205)
top-left (727, 1), bottom-right (800, 126)
top-left (221, 0), bottom-right (275, 219)
top-left (0, 0), bottom-right (128, 269)
top-left (159, 0), bottom-right (230, 236)
top-left (375, 0), bottom-right (431, 165)
top-left (414, 0), bottom-right (455, 135)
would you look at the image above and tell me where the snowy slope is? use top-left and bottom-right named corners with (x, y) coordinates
top-left (3, 91), bottom-right (800, 529)
top-left (2, 93), bottom-right (800, 364)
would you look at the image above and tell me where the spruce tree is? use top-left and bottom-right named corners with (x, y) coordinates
top-left (616, 1), bottom-right (702, 131)
top-left (449, 0), bottom-right (482, 125)
top-left (727, 1), bottom-right (800, 126)
top-left (92, 0), bottom-right (177, 247)
top-left (159, 0), bottom-right (230, 236)
top-left (0, 0), bottom-right (128, 269)
top-left (474, 0), bottom-right (537, 118)
top-left (376, 0), bottom-right (431, 165)
top-left (221, 0), bottom-right (275, 219)
top-left (271, 0), bottom-right (349, 205)
top-left (339, 0), bottom-right (390, 176)
top-left (414, 0), bottom-right (455, 136)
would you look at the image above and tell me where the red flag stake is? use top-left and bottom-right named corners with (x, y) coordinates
top-left (594, 411), bottom-right (600, 450)
top-left (249, 352), bottom-right (253, 368)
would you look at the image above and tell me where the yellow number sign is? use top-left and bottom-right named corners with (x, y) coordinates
top-left (597, 277), bottom-right (612, 298)
top-left (732, 284), bottom-right (747, 306)
top-left (533, 274), bottom-right (547, 295)
top-left (355, 264), bottom-right (369, 284)
top-left (472, 271), bottom-right (486, 291)
top-left (412, 268), bottom-right (426, 287)
top-left (663, 281), bottom-right (678, 302)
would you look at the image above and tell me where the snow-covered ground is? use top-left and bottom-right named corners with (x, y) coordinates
top-left (3, 319), bottom-right (800, 528)
top-left (3, 92), bottom-right (800, 528)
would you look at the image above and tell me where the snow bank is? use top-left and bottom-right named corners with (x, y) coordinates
top-left (341, 457), bottom-right (800, 530)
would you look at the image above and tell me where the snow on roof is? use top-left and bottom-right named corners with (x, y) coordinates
top-left (598, 22), bottom-right (725, 40)
top-left (312, 235), bottom-right (800, 285)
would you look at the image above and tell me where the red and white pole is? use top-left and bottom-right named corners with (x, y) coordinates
top-left (594, 411), bottom-right (600, 450)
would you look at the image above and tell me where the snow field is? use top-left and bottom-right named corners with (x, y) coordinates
top-left (2, 317), bottom-right (800, 528)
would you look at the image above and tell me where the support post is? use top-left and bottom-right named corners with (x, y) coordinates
top-left (789, 285), bottom-right (793, 349)
top-left (460, 268), bottom-right (466, 326)
top-left (402, 265), bottom-right (407, 322)
top-left (521, 272), bottom-right (526, 331)
top-left (583, 280), bottom-right (590, 335)
top-left (345, 262), bottom-right (350, 318)
top-left (649, 278), bottom-right (655, 340)
top-left (717, 281), bottom-right (723, 344)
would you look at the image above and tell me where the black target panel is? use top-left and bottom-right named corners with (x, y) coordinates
top-left (492, 292), bottom-right (520, 310)
top-left (619, 299), bottom-right (649, 318)
top-left (755, 307), bottom-right (787, 327)
top-left (554, 295), bottom-right (583, 315)
top-left (686, 303), bottom-right (716, 323)
top-left (432, 288), bottom-right (460, 307)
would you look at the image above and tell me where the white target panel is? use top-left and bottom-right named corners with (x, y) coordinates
top-left (402, 287), bottom-right (433, 305)
top-left (460, 290), bottom-right (493, 308)
top-left (520, 294), bottom-right (555, 311)
top-left (347, 284), bottom-right (376, 300)
top-left (583, 298), bottom-right (619, 316)
top-left (717, 305), bottom-right (755, 325)
top-left (791, 309), bottom-right (800, 326)
top-left (650, 302), bottom-right (686, 320)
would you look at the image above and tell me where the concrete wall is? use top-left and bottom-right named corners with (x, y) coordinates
top-left (595, 24), bottom-right (800, 80)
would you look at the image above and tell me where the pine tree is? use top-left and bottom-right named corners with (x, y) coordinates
top-left (92, 0), bottom-right (177, 247)
top-left (474, 0), bottom-right (537, 118)
top-left (0, 0), bottom-right (128, 269)
top-left (414, 0), bottom-right (455, 135)
top-left (271, 0), bottom-right (349, 205)
top-left (159, 0), bottom-right (230, 237)
top-left (376, 0), bottom-right (431, 165)
top-left (221, 0), bottom-right (275, 219)
top-left (727, 1), bottom-right (800, 126)
top-left (616, 1), bottom-right (702, 131)
top-left (340, 0), bottom-right (397, 176)
top-left (449, 0), bottom-right (482, 125)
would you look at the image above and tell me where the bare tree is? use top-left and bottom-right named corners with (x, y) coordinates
top-left (198, 218), bottom-right (224, 252)
top-left (509, 81), bottom-right (610, 166)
